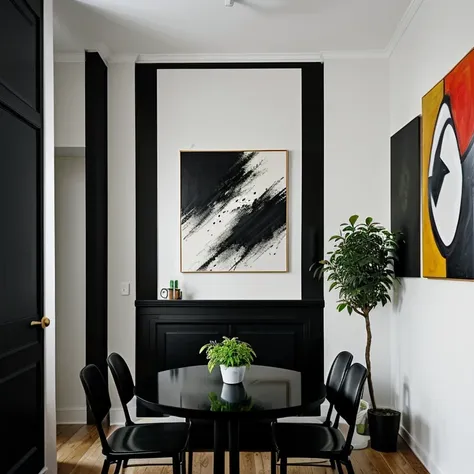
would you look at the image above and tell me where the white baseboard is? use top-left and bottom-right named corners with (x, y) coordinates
top-left (400, 425), bottom-right (444, 474)
top-left (56, 407), bottom-right (87, 424)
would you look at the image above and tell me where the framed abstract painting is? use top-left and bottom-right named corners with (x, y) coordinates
top-left (180, 150), bottom-right (288, 273)
top-left (422, 48), bottom-right (474, 279)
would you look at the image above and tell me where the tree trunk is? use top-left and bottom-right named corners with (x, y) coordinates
top-left (364, 312), bottom-right (377, 410)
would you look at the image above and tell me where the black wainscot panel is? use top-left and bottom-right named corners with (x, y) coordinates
top-left (136, 300), bottom-right (324, 417)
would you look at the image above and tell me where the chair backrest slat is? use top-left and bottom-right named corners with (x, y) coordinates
top-left (107, 352), bottom-right (135, 425)
top-left (79, 364), bottom-right (111, 451)
top-left (324, 351), bottom-right (353, 424)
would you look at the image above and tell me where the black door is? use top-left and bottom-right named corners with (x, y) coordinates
top-left (0, 0), bottom-right (45, 473)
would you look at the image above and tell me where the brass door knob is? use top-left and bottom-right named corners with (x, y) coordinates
top-left (31, 316), bottom-right (50, 329)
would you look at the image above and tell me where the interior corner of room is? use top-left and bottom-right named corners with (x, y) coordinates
top-left (3, 0), bottom-right (474, 473)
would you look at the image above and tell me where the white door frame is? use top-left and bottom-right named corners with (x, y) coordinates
top-left (43, 0), bottom-right (57, 472)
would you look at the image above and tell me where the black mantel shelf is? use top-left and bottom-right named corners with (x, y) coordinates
top-left (135, 299), bottom-right (325, 308)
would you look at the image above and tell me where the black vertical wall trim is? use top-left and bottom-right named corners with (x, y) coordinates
top-left (135, 63), bottom-right (324, 302)
top-left (301, 63), bottom-right (324, 300)
top-left (136, 65), bottom-right (158, 300)
top-left (85, 52), bottom-right (108, 424)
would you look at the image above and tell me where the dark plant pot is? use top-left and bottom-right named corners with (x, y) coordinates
top-left (368, 408), bottom-right (401, 452)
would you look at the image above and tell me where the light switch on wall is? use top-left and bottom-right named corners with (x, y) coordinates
top-left (120, 282), bottom-right (130, 296)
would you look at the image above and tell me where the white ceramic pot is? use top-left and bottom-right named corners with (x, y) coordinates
top-left (220, 365), bottom-right (246, 384)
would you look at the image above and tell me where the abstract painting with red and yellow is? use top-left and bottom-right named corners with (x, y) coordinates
top-left (422, 49), bottom-right (474, 279)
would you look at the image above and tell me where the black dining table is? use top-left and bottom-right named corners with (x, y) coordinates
top-left (136, 364), bottom-right (326, 474)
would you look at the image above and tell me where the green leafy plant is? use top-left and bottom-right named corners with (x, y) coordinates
top-left (208, 392), bottom-right (254, 412)
top-left (311, 215), bottom-right (399, 410)
top-left (199, 337), bottom-right (256, 373)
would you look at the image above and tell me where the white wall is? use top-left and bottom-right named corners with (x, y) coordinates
top-left (54, 61), bottom-right (85, 147)
top-left (324, 59), bottom-right (392, 406)
top-left (390, 1), bottom-right (474, 473)
top-left (53, 60), bottom-right (86, 425)
top-left (108, 62), bottom-right (136, 420)
top-left (55, 157), bottom-right (86, 423)
top-left (157, 69), bottom-right (301, 299)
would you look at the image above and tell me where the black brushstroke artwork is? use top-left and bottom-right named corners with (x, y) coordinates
top-left (181, 150), bottom-right (288, 272)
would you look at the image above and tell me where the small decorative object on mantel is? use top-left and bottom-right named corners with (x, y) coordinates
top-left (159, 280), bottom-right (182, 300)
top-left (314, 215), bottom-right (401, 452)
top-left (199, 337), bottom-right (256, 385)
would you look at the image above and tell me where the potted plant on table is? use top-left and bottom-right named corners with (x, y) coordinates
top-left (313, 215), bottom-right (401, 452)
top-left (199, 336), bottom-right (256, 385)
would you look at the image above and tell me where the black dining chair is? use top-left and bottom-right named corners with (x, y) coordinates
top-left (271, 363), bottom-right (367, 474)
top-left (80, 364), bottom-right (189, 474)
top-left (107, 352), bottom-right (189, 471)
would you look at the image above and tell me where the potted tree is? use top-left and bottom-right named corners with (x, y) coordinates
top-left (314, 215), bottom-right (401, 452)
top-left (199, 337), bottom-right (256, 384)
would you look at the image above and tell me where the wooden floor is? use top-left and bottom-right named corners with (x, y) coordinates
top-left (57, 424), bottom-right (429, 474)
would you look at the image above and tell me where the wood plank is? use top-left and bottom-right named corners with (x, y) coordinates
top-left (353, 447), bottom-right (393, 474)
top-left (57, 425), bottom-right (97, 474)
top-left (57, 425), bottom-right (429, 474)
top-left (57, 425), bottom-right (82, 450)
top-left (70, 434), bottom-right (102, 474)
top-left (241, 452), bottom-right (257, 474)
top-left (398, 439), bottom-right (429, 474)
top-left (381, 451), bottom-right (421, 474)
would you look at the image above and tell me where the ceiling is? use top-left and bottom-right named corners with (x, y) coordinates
top-left (54, 0), bottom-right (413, 56)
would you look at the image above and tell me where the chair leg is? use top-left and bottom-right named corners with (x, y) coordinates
top-left (172, 455), bottom-right (181, 474)
top-left (123, 459), bottom-right (128, 469)
top-left (336, 460), bottom-right (344, 474)
top-left (345, 459), bottom-right (355, 474)
top-left (113, 460), bottom-right (122, 474)
top-left (180, 451), bottom-right (186, 474)
top-left (101, 459), bottom-right (110, 474)
top-left (187, 450), bottom-right (193, 474)
top-left (270, 451), bottom-right (277, 474)
top-left (280, 455), bottom-right (287, 474)
top-left (330, 459), bottom-right (336, 470)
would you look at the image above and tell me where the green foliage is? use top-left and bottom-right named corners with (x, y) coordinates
top-left (311, 215), bottom-right (399, 316)
top-left (199, 337), bottom-right (256, 373)
top-left (208, 392), bottom-right (254, 412)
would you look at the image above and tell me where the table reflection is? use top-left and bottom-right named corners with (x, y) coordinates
top-left (209, 383), bottom-right (254, 412)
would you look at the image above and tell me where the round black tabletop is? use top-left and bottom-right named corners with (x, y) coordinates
top-left (136, 364), bottom-right (326, 420)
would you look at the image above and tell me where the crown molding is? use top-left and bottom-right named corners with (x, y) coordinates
top-left (108, 54), bottom-right (139, 64)
top-left (54, 52), bottom-right (85, 63)
top-left (136, 52), bottom-right (323, 63)
top-left (95, 42), bottom-right (111, 66)
top-left (321, 49), bottom-right (388, 60)
top-left (385, 0), bottom-right (426, 57)
top-left (136, 50), bottom-right (394, 63)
